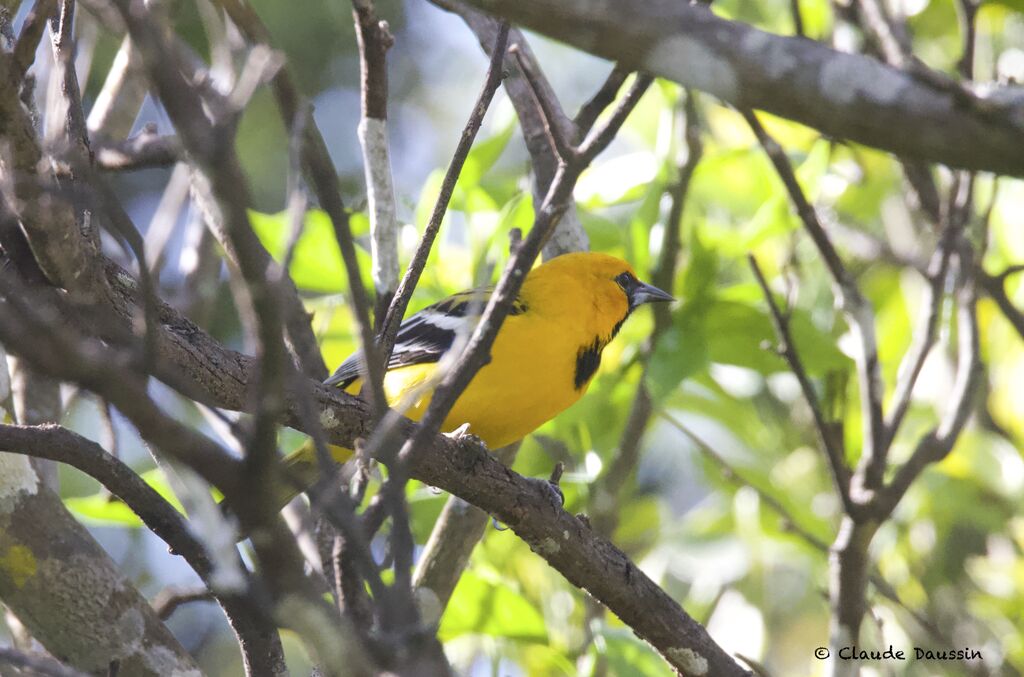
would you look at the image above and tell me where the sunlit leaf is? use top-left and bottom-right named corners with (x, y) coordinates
top-left (440, 571), bottom-right (548, 642)
top-left (249, 209), bottom-right (370, 294)
top-left (66, 469), bottom-right (184, 527)
top-left (460, 119), bottom-right (516, 189)
top-left (646, 316), bottom-right (710, 401)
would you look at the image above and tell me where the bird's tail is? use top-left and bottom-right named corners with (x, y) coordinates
top-left (274, 440), bottom-right (356, 506)
top-left (223, 440), bottom-right (355, 537)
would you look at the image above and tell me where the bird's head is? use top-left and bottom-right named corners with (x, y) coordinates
top-left (526, 252), bottom-right (675, 333)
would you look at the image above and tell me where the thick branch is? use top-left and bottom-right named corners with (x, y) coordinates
top-left (460, 0), bottom-right (1024, 177)
top-left (0, 465), bottom-right (198, 675)
top-left (353, 1), bottom-right (399, 315)
top-left (0, 423), bottom-right (288, 677)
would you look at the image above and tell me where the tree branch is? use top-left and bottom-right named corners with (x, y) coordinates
top-left (0, 423), bottom-right (288, 677)
top-left (0, 647), bottom-right (89, 677)
top-left (876, 267), bottom-right (981, 517)
top-left (353, 0), bottom-right (399, 320)
top-left (376, 23), bottom-right (509, 379)
top-left (749, 256), bottom-right (854, 514)
top-left (743, 110), bottom-right (885, 497)
top-left (432, 0), bottom-right (591, 258)
top-left (882, 226), bottom-right (956, 447)
top-left (92, 130), bottom-right (182, 171)
top-left (459, 0), bottom-right (1024, 176)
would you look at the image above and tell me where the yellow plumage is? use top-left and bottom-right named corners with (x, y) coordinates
top-left (289, 251), bottom-right (672, 474)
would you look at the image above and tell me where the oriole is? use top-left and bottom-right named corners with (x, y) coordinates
top-left (286, 252), bottom-right (672, 477)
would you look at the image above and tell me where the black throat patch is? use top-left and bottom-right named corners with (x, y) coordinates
top-left (573, 314), bottom-right (629, 390)
top-left (574, 338), bottom-right (603, 390)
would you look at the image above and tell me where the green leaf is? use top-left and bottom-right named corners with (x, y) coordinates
top-left (440, 571), bottom-right (548, 642)
top-left (249, 209), bottom-right (363, 294)
top-left (579, 210), bottom-right (627, 253)
top-left (66, 469), bottom-right (185, 527)
top-left (472, 192), bottom-right (534, 273)
top-left (407, 487), bottom-right (447, 544)
top-left (576, 152), bottom-right (658, 207)
top-left (646, 313), bottom-right (710, 401)
top-left (598, 629), bottom-right (674, 677)
top-left (628, 169), bottom-right (669, 271)
top-left (984, 0), bottom-right (1024, 11)
top-left (681, 225), bottom-right (718, 302)
top-left (460, 119), bottom-right (516, 189)
top-left (414, 168), bottom-right (447, 231)
top-left (615, 495), bottom-right (661, 553)
top-left (794, 138), bottom-right (832, 202)
top-left (702, 300), bottom-right (850, 375)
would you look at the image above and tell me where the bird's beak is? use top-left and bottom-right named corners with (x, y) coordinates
top-left (630, 281), bottom-right (675, 308)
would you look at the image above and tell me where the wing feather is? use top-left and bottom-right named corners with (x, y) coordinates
top-left (324, 286), bottom-right (527, 388)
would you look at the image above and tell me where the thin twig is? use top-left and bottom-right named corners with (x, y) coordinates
top-left (790, 0), bottom-right (805, 36)
top-left (883, 222), bottom-right (958, 447)
top-left (0, 647), bottom-right (89, 677)
top-left (85, 34), bottom-right (147, 139)
top-left (376, 23), bottom-right (509, 378)
top-left (92, 132), bottom-right (182, 171)
top-left (13, 0), bottom-right (58, 78)
top-left (510, 44), bottom-right (575, 164)
top-left (743, 109), bottom-right (885, 494)
top-left (853, 0), bottom-right (910, 66)
top-left (955, 0), bottom-right (979, 80)
top-left (748, 256), bottom-right (855, 514)
top-left (153, 587), bottom-right (217, 620)
top-left (48, 0), bottom-right (92, 167)
top-left (878, 265), bottom-right (981, 517)
top-left (661, 412), bottom-right (830, 551)
top-left (577, 74), bottom-right (653, 165)
top-left (980, 272), bottom-right (1024, 341)
top-left (572, 64), bottom-right (628, 139)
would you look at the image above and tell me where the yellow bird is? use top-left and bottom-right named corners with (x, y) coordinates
top-left (287, 252), bottom-right (672, 478)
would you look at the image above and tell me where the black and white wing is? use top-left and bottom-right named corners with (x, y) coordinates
top-left (323, 288), bottom-right (526, 388)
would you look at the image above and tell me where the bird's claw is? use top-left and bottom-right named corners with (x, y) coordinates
top-left (444, 423), bottom-right (472, 440)
top-left (544, 479), bottom-right (565, 509)
top-left (546, 461), bottom-right (565, 508)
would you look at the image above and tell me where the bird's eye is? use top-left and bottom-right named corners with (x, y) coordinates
top-left (614, 271), bottom-right (635, 290)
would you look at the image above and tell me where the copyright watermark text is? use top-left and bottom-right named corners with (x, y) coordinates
top-left (814, 645), bottom-right (983, 661)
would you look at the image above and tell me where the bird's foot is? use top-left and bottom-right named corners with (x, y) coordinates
top-left (546, 461), bottom-right (565, 507)
top-left (522, 462), bottom-right (565, 513)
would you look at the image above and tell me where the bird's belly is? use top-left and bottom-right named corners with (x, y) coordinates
top-left (377, 332), bottom-right (585, 449)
